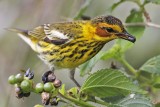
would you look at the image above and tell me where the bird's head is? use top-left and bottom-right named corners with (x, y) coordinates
top-left (91, 15), bottom-right (136, 43)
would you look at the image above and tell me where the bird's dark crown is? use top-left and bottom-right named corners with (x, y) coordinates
top-left (91, 15), bottom-right (124, 29)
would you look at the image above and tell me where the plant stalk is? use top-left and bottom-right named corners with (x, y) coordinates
top-left (94, 99), bottom-right (110, 106)
top-left (118, 56), bottom-right (137, 76)
top-left (59, 92), bottom-right (95, 107)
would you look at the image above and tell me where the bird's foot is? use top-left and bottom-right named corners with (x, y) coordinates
top-left (69, 69), bottom-right (81, 88)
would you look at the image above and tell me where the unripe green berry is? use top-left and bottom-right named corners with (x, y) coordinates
top-left (20, 80), bottom-right (32, 93)
top-left (44, 82), bottom-right (55, 92)
top-left (35, 83), bottom-right (44, 93)
top-left (15, 73), bottom-right (24, 83)
top-left (8, 75), bottom-right (16, 84)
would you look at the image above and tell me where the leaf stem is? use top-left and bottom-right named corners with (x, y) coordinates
top-left (117, 56), bottom-right (152, 87)
top-left (58, 92), bottom-right (95, 107)
top-left (119, 56), bottom-right (137, 76)
top-left (59, 98), bottom-right (76, 107)
top-left (143, 9), bottom-right (151, 22)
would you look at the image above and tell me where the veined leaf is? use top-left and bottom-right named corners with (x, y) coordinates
top-left (81, 69), bottom-right (143, 98)
top-left (109, 94), bottom-right (153, 107)
top-left (116, 9), bottom-right (145, 53)
top-left (140, 55), bottom-right (160, 74)
top-left (101, 95), bottom-right (125, 103)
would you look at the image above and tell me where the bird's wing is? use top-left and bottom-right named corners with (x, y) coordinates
top-left (28, 23), bottom-right (73, 45)
top-left (28, 26), bottom-right (45, 39)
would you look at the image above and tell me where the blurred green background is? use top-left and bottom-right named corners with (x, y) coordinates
top-left (0, 0), bottom-right (160, 107)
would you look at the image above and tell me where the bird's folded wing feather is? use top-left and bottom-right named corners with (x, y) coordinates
top-left (28, 23), bottom-right (72, 45)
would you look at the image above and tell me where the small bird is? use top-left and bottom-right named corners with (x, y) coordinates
top-left (8, 15), bottom-right (136, 87)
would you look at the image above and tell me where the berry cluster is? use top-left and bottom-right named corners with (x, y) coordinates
top-left (8, 69), bottom-right (62, 106)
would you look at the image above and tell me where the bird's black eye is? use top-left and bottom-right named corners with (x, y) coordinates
top-left (105, 27), bottom-right (114, 32)
top-left (102, 27), bottom-right (114, 33)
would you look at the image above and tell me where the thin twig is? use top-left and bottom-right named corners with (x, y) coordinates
top-left (59, 98), bottom-right (76, 107)
top-left (124, 22), bottom-right (160, 29)
top-left (143, 9), bottom-right (152, 22)
top-left (118, 56), bottom-right (137, 76)
top-left (58, 92), bottom-right (95, 107)
top-left (94, 99), bottom-right (110, 106)
top-left (74, 0), bottom-right (93, 20)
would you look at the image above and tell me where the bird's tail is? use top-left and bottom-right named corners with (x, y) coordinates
top-left (6, 28), bottom-right (37, 51)
top-left (6, 28), bottom-right (28, 36)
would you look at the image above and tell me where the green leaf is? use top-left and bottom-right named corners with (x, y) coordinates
top-left (125, 9), bottom-right (145, 40)
top-left (140, 55), bottom-right (160, 74)
top-left (80, 51), bottom-right (105, 77)
top-left (109, 94), bottom-right (153, 107)
top-left (81, 69), bottom-right (143, 98)
top-left (152, 75), bottom-right (160, 88)
top-left (101, 95), bottom-right (125, 103)
top-left (68, 87), bottom-right (79, 98)
top-left (101, 44), bottom-right (121, 60)
top-left (116, 9), bottom-right (145, 53)
top-left (59, 84), bottom-right (66, 95)
top-left (145, 0), bottom-right (160, 4)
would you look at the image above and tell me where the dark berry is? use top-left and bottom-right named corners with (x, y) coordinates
top-left (53, 79), bottom-right (62, 88)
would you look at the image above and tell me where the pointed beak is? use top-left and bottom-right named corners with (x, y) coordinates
top-left (116, 31), bottom-right (136, 43)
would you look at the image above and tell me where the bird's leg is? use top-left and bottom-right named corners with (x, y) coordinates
top-left (69, 68), bottom-right (81, 87)
top-left (42, 67), bottom-right (55, 83)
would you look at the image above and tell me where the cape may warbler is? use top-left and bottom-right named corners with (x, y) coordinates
top-left (8, 16), bottom-right (136, 87)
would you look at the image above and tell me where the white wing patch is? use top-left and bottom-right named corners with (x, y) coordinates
top-left (18, 33), bottom-right (36, 51)
top-left (44, 24), bottom-right (69, 40)
top-left (50, 30), bottom-right (68, 39)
